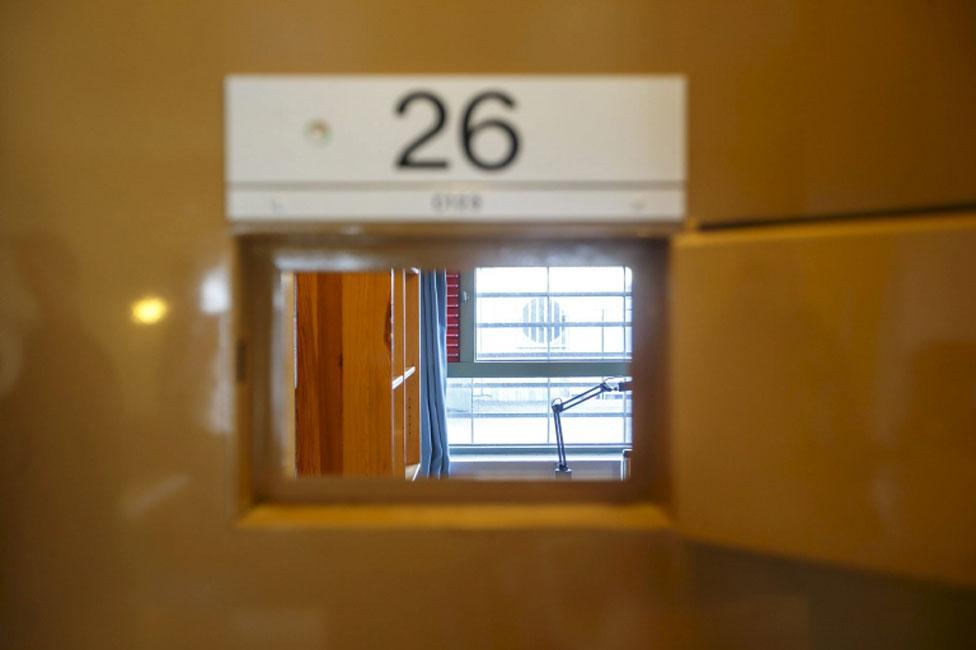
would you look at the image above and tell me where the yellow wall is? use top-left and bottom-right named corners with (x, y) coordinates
top-left (2, 2), bottom-right (975, 647)
top-left (674, 214), bottom-right (976, 586)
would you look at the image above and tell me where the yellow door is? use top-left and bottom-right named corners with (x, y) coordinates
top-left (2, 3), bottom-right (975, 648)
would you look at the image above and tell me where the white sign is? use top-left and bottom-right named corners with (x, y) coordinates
top-left (225, 75), bottom-right (685, 222)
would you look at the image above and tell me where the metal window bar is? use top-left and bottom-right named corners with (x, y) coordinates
top-left (476, 291), bottom-right (631, 298)
top-left (476, 321), bottom-right (631, 327)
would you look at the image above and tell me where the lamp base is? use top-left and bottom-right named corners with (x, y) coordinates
top-left (554, 465), bottom-right (573, 479)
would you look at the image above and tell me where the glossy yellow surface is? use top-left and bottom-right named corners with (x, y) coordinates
top-left (2, 2), bottom-right (976, 648)
top-left (674, 214), bottom-right (976, 586)
top-left (239, 503), bottom-right (672, 530)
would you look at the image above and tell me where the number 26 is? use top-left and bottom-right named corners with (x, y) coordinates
top-left (395, 90), bottom-right (520, 171)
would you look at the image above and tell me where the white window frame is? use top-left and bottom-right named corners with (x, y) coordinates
top-left (447, 267), bottom-right (632, 454)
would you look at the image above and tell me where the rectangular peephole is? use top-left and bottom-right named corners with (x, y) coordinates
top-left (237, 237), bottom-right (668, 506)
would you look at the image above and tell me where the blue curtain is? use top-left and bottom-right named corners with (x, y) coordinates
top-left (419, 270), bottom-right (450, 478)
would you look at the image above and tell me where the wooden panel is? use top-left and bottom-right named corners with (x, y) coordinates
top-left (673, 213), bottom-right (976, 585)
top-left (295, 270), bottom-right (418, 477)
top-left (294, 272), bottom-right (321, 474)
top-left (391, 270), bottom-right (406, 477)
top-left (294, 273), bottom-right (344, 475)
top-left (405, 271), bottom-right (421, 466)
top-left (340, 272), bottom-right (394, 475)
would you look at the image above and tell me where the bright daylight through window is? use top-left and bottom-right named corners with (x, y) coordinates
top-left (447, 266), bottom-right (633, 458)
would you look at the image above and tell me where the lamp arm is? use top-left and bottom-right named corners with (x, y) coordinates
top-left (550, 381), bottom-right (613, 474)
top-left (552, 383), bottom-right (610, 413)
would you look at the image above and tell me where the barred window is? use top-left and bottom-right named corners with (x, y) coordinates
top-left (447, 266), bottom-right (632, 449)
